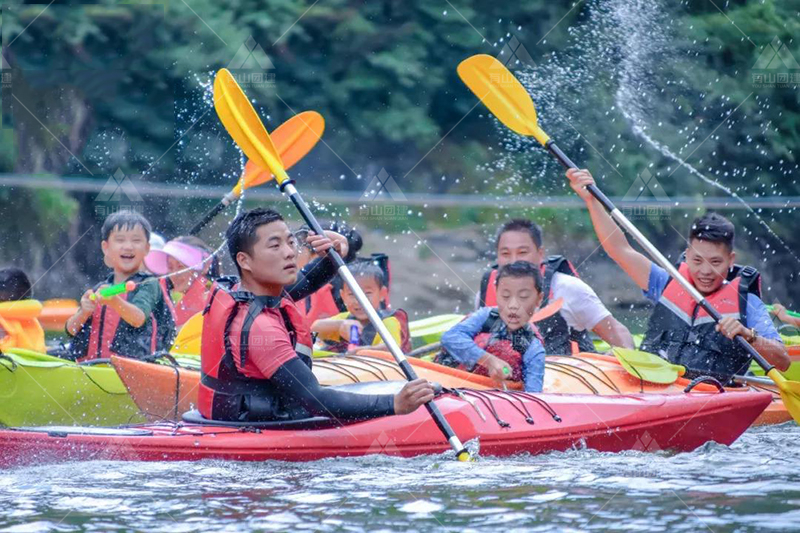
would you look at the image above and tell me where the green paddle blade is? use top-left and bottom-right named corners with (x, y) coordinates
top-left (612, 348), bottom-right (685, 384)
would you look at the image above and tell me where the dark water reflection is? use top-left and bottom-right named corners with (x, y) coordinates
top-left (0, 424), bottom-right (797, 532)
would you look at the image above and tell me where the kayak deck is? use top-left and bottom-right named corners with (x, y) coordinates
top-left (0, 388), bottom-right (772, 466)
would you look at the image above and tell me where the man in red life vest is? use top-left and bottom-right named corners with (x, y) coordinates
top-left (198, 208), bottom-right (434, 422)
top-left (476, 219), bottom-right (634, 354)
top-left (567, 169), bottom-right (789, 381)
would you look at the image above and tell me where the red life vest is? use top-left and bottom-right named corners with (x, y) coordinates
top-left (198, 277), bottom-right (314, 421)
top-left (437, 309), bottom-right (544, 383)
top-left (640, 262), bottom-right (761, 381)
top-left (81, 273), bottom-right (168, 362)
top-left (300, 283), bottom-right (342, 328)
top-left (477, 256), bottom-right (596, 355)
top-left (160, 276), bottom-right (211, 327)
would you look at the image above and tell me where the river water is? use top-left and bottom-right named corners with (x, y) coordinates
top-left (0, 423), bottom-right (797, 532)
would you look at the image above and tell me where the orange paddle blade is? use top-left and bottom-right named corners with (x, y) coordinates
top-left (232, 111), bottom-right (325, 196)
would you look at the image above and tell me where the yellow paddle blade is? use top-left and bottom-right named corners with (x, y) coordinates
top-left (231, 111), bottom-right (325, 196)
top-left (214, 68), bottom-right (289, 184)
top-left (612, 348), bottom-right (685, 384)
top-left (766, 368), bottom-right (800, 424)
top-left (457, 54), bottom-right (550, 146)
top-left (171, 312), bottom-right (203, 356)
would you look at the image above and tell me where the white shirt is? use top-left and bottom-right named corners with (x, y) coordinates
top-left (550, 272), bottom-right (611, 332)
top-left (476, 271), bottom-right (611, 332)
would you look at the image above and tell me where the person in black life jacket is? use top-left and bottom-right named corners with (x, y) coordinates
top-left (65, 212), bottom-right (176, 361)
top-left (477, 219), bottom-right (634, 354)
top-left (198, 207), bottom-right (434, 422)
top-left (567, 169), bottom-right (790, 380)
top-left (440, 261), bottom-right (547, 391)
top-left (312, 261), bottom-right (410, 354)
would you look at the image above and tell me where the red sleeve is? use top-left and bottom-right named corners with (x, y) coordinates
top-left (230, 309), bottom-right (297, 379)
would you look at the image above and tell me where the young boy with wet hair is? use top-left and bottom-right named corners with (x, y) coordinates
top-left (65, 211), bottom-right (176, 361)
top-left (311, 260), bottom-right (410, 353)
top-left (440, 261), bottom-right (547, 392)
top-left (567, 168), bottom-right (789, 380)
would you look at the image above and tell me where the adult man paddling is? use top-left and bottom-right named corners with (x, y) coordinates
top-left (566, 169), bottom-right (789, 381)
top-left (198, 207), bottom-right (434, 422)
top-left (476, 219), bottom-right (634, 354)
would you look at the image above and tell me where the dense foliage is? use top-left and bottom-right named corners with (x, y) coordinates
top-left (0, 0), bottom-right (797, 303)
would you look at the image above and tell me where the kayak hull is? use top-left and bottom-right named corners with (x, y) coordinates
top-left (114, 350), bottom-right (792, 427)
top-left (0, 349), bottom-right (144, 427)
top-left (0, 390), bottom-right (771, 467)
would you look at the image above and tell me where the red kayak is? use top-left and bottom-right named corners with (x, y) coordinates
top-left (0, 383), bottom-right (770, 466)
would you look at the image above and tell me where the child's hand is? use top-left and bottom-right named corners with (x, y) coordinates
top-left (480, 353), bottom-right (511, 382)
top-left (79, 289), bottom-right (97, 315)
top-left (566, 168), bottom-right (596, 203)
top-left (339, 319), bottom-right (363, 340)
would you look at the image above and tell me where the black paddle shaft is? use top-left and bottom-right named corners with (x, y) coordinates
top-left (544, 140), bottom-right (776, 375)
top-left (189, 200), bottom-right (228, 236)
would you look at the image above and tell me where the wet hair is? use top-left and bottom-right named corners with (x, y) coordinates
top-left (226, 208), bottom-right (284, 275)
top-left (174, 235), bottom-right (220, 279)
top-left (495, 260), bottom-right (543, 294)
top-left (101, 211), bottom-right (152, 241)
top-left (348, 260), bottom-right (386, 289)
top-left (0, 267), bottom-right (32, 301)
top-left (689, 212), bottom-right (735, 252)
top-left (496, 219), bottom-right (543, 250)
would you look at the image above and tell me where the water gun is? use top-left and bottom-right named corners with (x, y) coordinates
top-left (89, 280), bottom-right (136, 301)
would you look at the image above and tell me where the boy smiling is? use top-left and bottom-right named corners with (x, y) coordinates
top-left (65, 212), bottom-right (176, 360)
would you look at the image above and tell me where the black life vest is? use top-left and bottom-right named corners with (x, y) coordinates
top-left (640, 262), bottom-right (761, 381)
top-left (198, 277), bottom-right (313, 421)
top-left (478, 256), bottom-right (597, 355)
top-left (435, 308), bottom-right (544, 381)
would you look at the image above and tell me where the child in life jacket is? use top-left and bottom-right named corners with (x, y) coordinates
top-left (65, 212), bottom-right (176, 361)
top-left (439, 261), bottom-right (547, 392)
top-left (311, 260), bottom-right (410, 354)
top-left (145, 235), bottom-right (217, 328)
top-left (0, 267), bottom-right (46, 352)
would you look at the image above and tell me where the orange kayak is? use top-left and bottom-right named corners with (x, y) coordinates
top-left (112, 350), bottom-right (789, 426)
top-left (40, 299), bottom-right (79, 331)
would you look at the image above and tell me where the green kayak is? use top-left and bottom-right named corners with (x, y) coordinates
top-left (0, 348), bottom-right (145, 427)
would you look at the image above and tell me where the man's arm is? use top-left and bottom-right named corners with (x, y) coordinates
top-left (287, 231), bottom-right (349, 302)
top-left (270, 358), bottom-right (433, 418)
top-left (566, 169), bottom-right (652, 290)
top-left (592, 316), bottom-right (635, 349)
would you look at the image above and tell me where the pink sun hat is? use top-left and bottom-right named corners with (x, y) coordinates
top-left (145, 240), bottom-right (209, 275)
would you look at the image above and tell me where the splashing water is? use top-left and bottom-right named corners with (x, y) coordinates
top-left (611, 0), bottom-right (800, 266)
